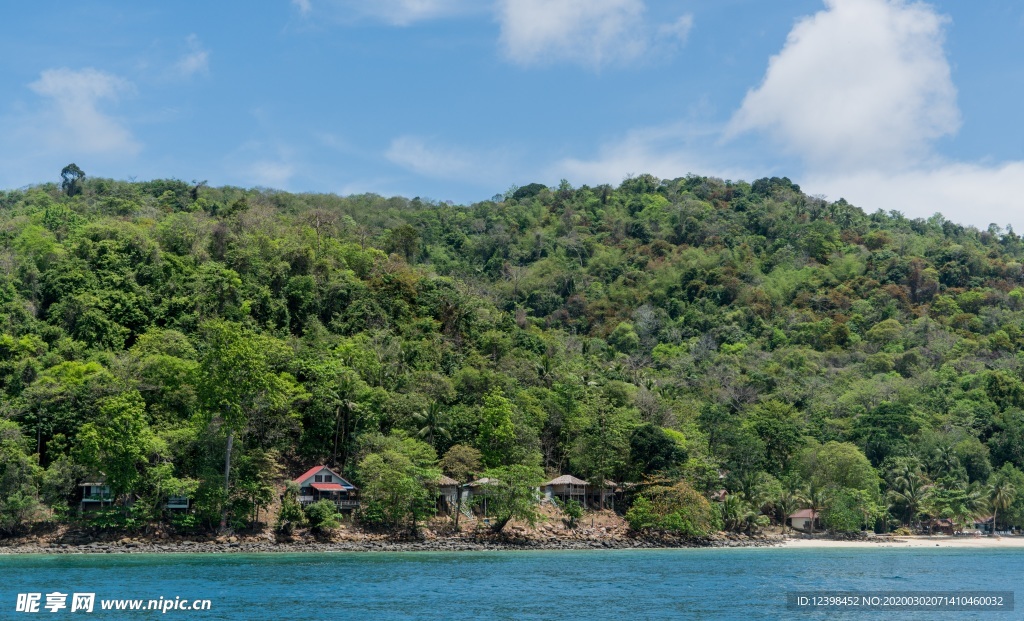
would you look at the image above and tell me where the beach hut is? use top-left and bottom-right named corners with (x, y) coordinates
top-left (974, 516), bottom-right (994, 534)
top-left (437, 475), bottom-right (460, 511)
top-left (79, 478), bottom-right (114, 514)
top-left (787, 509), bottom-right (821, 532)
top-left (541, 475), bottom-right (588, 506)
top-left (586, 480), bottom-right (619, 510)
top-left (928, 518), bottom-right (954, 535)
top-left (462, 477), bottom-right (501, 518)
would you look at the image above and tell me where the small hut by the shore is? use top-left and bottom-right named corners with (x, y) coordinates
top-left (437, 475), bottom-right (460, 511)
top-left (541, 475), bottom-right (589, 505)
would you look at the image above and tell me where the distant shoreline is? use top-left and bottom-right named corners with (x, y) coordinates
top-left (778, 535), bottom-right (1024, 549)
top-left (6, 533), bottom-right (1022, 556)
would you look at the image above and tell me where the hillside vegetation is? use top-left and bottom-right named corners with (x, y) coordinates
top-left (2, 170), bottom-right (1024, 535)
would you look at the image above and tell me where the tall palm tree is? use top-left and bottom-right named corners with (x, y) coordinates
top-left (963, 482), bottom-right (990, 531)
top-left (775, 488), bottom-right (801, 536)
top-left (413, 401), bottom-right (450, 449)
top-left (802, 483), bottom-right (829, 536)
top-left (989, 478), bottom-right (1016, 536)
top-left (887, 469), bottom-right (932, 531)
top-left (932, 445), bottom-right (959, 478)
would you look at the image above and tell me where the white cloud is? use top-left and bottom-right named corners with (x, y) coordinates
top-left (292, 0), bottom-right (312, 16)
top-left (727, 0), bottom-right (959, 171)
top-left (497, 0), bottom-right (692, 68)
top-left (658, 14), bottom-right (694, 44)
top-left (718, 0), bottom-right (1024, 228)
top-left (386, 135), bottom-right (516, 185)
top-left (806, 164), bottom-right (1024, 230)
top-left (553, 123), bottom-right (752, 186)
top-left (313, 0), bottom-right (477, 26)
top-left (27, 67), bottom-right (140, 155)
top-left (247, 160), bottom-right (295, 188)
top-left (175, 35), bottom-right (209, 77)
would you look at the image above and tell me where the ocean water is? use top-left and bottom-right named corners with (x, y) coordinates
top-left (3, 548), bottom-right (1022, 620)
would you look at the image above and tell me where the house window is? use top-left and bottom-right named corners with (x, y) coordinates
top-left (324, 475), bottom-right (332, 482)
top-left (315, 475), bottom-right (323, 482)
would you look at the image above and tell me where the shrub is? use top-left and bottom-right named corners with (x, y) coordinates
top-left (276, 483), bottom-right (306, 535)
top-left (304, 500), bottom-right (341, 531)
top-left (625, 482), bottom-right (721, 537)
top-left (555, 498), bottom-right (584, 529)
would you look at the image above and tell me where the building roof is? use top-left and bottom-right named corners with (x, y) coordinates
top-left (466, 477), bottom-right (500, 487)
top-left (293, 465), bottom-right (356, 489)
top-left (789, 509), bottom-right (819, 519)
top-left (438, 475), bottom-right (460, 486)
top-left (543, 475), bottom-right (589, 487)
top-left (80, 473), bottom-right (107, 486)
top-left (311, 482), bottom-right (345, 492)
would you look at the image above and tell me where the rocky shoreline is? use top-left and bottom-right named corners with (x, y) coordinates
top-left (0, 532), bottom-right (785, 555)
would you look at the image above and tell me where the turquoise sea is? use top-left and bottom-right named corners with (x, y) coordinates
top-left (3, 548), bottom-right (1022, 620)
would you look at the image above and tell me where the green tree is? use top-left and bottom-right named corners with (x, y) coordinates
top-left (476, 389), bottom-right (517, 467)
top-left (926, 480), bottom-right (988, 532)
top-left (989, 476), bottom-right (1016, 535)
top-left (572, 398), bottom-right (633, 507)
top-left (628, 423), bottom-right (686, 479)
top-left (60, 163), bottom-right (85, 197)
top-left (75, 390), bottom-right (153, 509)
top-left (357, 434), bottom-right (439, 533)
top-left (276, 482), bottom-right (306, 535)
top-left (440, 444), bottom-right (481, 529)
top-left (196, 320), bottom-right (294, 531)
top-left (625, 481), bottom-right (720, 537)
top-left (774, 487), bottom-right (802, 535)
top-left (0, 421), bottom-right (42, 534)
top-left (305, 499), bottom-right (342, 531)
top-left (720, 494), bottom-right (766, 534)
top-left (798, 440), bottom-right (879, 495)
top-left (477, 465), bottom-right (545, 533)
top-left (744, 400), bottom-right (805, 475)
top-left (851, 402), bottom-right (920, 467)
top-left (887, 468), bottom-right (932, 530)
top-left (412, 401), bottom-right (450, 449)
top-left (823, 488), bottom-right (880, 532)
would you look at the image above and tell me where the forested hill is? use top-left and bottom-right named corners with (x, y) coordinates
top-left (3, 170), bottom-right (1024, 533)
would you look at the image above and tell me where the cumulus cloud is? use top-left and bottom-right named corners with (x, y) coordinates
top-left (716, 0), bottom-right (1024, 227)
top-left (497, 0), bottom-right (692, 68)
top-left (175, 35), bottom-right (209, 77)
top-left (806, 164), bottom-right (1024, 230)
top-left (28, 67), bottom-right (140, 155)
top-left (727, 0), bottom-right (959, 171)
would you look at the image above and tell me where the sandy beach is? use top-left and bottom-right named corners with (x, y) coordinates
top-left (778, 535), bottom-right (1024, 549)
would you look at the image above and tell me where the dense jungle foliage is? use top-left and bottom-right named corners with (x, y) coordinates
top-left (3, 168), bottom-right (1024, 535)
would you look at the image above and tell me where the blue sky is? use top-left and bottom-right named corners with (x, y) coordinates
top-left (2, 0), bottom-right (1023, 227)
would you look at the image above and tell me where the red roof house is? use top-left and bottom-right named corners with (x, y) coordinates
top-left (293, 466), bottom-right (359, 510)
top-left (787, 509), bottom-right (822, 532)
